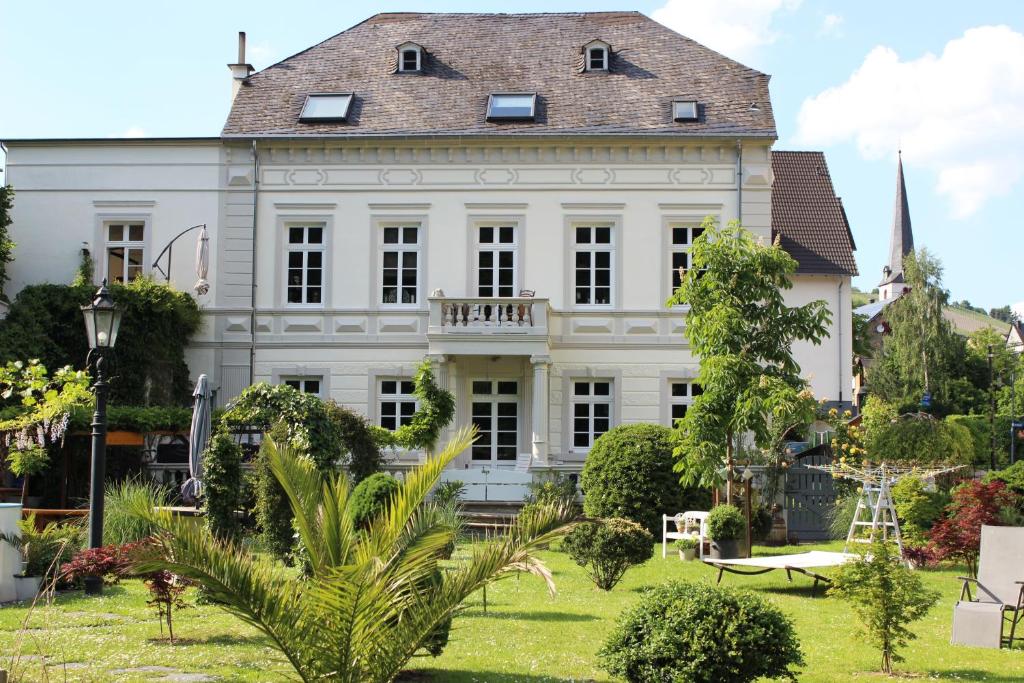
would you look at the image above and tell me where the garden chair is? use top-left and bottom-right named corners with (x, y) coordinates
top-left (951, 525), bottom-right (1024, 649)
top-left (662, 511), bottom-right (708, 559)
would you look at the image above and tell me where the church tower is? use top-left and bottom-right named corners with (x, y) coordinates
top-left (879, 152), bottom-right (914, 301)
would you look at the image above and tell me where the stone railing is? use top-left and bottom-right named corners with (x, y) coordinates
top-left (428, 296), bottom-right (549, 332)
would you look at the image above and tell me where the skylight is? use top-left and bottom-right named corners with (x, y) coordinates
top-left (673, 100), bottom-right (698, 122)
top-left (487, 93), bottom-right (537, 121)
top-left (299, 94), bottom-right (353, 122)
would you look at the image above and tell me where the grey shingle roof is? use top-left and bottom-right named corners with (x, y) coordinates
top-left (222, 12), bottom-right (776, 138)
top-left (881, 154), bottom-right (914, 286)
top-left (771, 151), bottom-right (858, 276)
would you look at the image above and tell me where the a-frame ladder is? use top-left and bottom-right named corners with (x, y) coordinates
top-left (844, 469), bottom-right (904, 557)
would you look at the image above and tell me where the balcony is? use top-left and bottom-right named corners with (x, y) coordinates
top-left (427, 296), bottom-right (550, 355)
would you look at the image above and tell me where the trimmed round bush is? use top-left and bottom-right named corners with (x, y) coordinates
top-left (599, 581), bottom-right (804, 683)
top-left (707, 504), bottom-right (744, 541)
top-left (562, 518), bottom-right (654, 590)
top-left (580, 423), bottom-right (699, 534)
top-left (349, 473), bottom-right (401, 528)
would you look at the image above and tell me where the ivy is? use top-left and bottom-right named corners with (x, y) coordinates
top-left (392, 360), bottom-right (455, 452)
top-left (0, 277), bottom-right (201, 406)
top-left (203, 431), bottom-right (242, 542)
top-left (0, 186), bottom-right (14, 299)
top-left (68, 404), bottom-right (194, 433)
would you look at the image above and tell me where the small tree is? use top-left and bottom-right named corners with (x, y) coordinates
top-left (144, 570), bottom-right (189, 643)
top-left (562, 518), bottom-right (653, 591)
top-left (829, 540), bottom-right (939, 675)
top-left (203, 432), bottom-right (243, 542)
top-left (928, 480), bottom-right (1017, 576)
top-left (669, 218), bottom-right (830, 498)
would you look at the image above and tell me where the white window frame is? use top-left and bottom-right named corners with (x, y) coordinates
top-left (586, 45), bottom-right (608, 71)
top-left (474, 223), bottom-right (519, 298)
top-left (103, 220), bottom-right (148, 284)
top-left (379, 223), bottom-right (422, 307)
top-left (470, 379), bottom-right (520, 464)
top-left (283, 222), bottom-right (327, 308)
top-left (667, 222), bottom-right (704, 298)
top-left (570, 222), bottom-right (616, 308)
top-left (668, 380), bottom-right (702, 426)
top-left (282, 376), bottom-right (324, 398)
top-left (378, 377), bottom-right (418, 432)
top-left (569, 379), bottom-right (613, 452)
top-left (399, 48), bottom-right (421, 72)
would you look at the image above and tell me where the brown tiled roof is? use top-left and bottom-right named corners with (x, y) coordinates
top-left (223, 12), bottom-right (776, 138)
top-left (771, 151), bottom-right (858, 276)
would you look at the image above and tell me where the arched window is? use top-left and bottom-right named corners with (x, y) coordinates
top-left (397, 42), bottom-right (423, 72)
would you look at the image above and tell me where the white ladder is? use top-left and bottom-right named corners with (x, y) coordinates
top-left (844, 469), bottom-right (904, 558)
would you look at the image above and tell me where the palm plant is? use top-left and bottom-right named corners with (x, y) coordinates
top-left (128, 427), bottom-right (574, 682)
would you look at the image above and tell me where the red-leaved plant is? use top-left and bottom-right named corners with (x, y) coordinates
top-left (927, 480), bottom-right (1018, 576)
top-left (144, 569), bottom-right (190, 643)
top-left (59, 542), bottom-right (144, 587)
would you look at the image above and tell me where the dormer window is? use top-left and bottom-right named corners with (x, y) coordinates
top-left (583, 40), bottom-right (610, 72)
top-left (487, 93), bottom-right (537, 121)
top-left (299, 93), bottom-right (353, 122)
top-left (673, 99), bottom-right (699, 122)
top-left (396, 42), bottom-right (423, 73)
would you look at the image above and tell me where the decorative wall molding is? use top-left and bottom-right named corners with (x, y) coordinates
top-left (465, 202), bottom-right (529, 210)
top-left (367, 202), bottom-right (432, 210)
top-left (92, 200), bottom-right (157, 208)
top-left (560, 202), bottom-right (626, 210)
top-left (273, 202), bottom-right (338, 210)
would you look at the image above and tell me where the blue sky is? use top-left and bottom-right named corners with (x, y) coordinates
top-left (2, 0), bottom-right (1021, 312)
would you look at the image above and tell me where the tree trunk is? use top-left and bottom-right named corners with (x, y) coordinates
top-left (19, 474), bottom-right (29, 508)
top-left (725, 429), bottom-right (734, 503)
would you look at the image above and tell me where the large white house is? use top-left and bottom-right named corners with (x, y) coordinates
top-left (2, 12), bottom-right (856, 491)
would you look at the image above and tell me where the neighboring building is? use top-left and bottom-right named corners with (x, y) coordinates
top-left (1008, 321), bottom-right (1024, 354)
top-left (3, 12), bottom-right (856, 496)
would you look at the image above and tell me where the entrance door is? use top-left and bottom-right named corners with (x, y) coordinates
top-left (471, 380), bottom-right (519, 465)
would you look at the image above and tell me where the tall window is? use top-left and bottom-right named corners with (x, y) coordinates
top-left (477, 224), bottom-right (517, 298)
top-left (379, 378), bottom-right (417, 431)
top-left (283, 376), bottom-right (323, 396)
top-left (571, 379), bottom-right (612, 449)
top-left (106, 222), bottom-right (145, 283)
top-left (669, 380), bottom-right (702, 425)
top-left (573, 225), bottom-right (613, 306)
top-left (286, 224), bottom-right (324, 305)
top-left (669, 224), bottom-right (704, 294)
top-left (381, 225), bottom-right (420, 305)
top-left (471, 380), bottom-right (519, 462)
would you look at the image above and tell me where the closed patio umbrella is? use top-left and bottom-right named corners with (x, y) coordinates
top-left (194, 225), bottom-right (210, 295)
top-left (182, 374), bottom-right (211, 505)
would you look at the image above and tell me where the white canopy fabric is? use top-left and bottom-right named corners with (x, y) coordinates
top-left (181, 374), bottom-right (211, 504)
top-left (707, 550), bottom-right (856, 570)
top-left (194, 225), bottom-right (210, 295)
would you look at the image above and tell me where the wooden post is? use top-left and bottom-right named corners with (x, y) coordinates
top-left (0, 668), bottom-right (8, 683)
top-left (744, 477), bottom-right (753, 559)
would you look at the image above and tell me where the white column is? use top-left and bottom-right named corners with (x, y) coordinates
top-left (530, 355), bottom-right (551, 467)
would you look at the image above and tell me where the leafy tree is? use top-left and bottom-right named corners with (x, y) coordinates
top-left (863, 409), bottom-right (973, 466)
top-left (562, 518), bottom-right (653, 591)
top-left (129, 428), bottom-right (575, 683)
top-left (989, 304), bottom-right (1020, 325)
top-left (669, 218), bottom-right (831, 497)
top-left (829, 539), bottom-right (940, 675)
top-left (867, 249), bottom-right (973, 415)
top-left (928, 480), bottom-right (1018, 576)
top-left (891, 477), bottom-right (948, 545)
top-left (851, 312), bottom-right (874, 362)
top-left (0, 185), bottom-right (15, 298)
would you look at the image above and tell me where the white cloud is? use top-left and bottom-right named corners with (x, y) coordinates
top-left (818, 13), bottom-right (843, 37)
top-left (795, 25), bottom-right (1024, 218)
top-left (651, 0), bottom-right (801, 63)
top-left (112, 126), bottom-right (147, 138)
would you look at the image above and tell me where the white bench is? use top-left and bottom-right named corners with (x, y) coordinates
top-left (662, 511), bottom-right (709, 559)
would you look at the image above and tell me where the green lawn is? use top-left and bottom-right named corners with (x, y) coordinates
top-left (1, 541), bottom-right (1021, 682)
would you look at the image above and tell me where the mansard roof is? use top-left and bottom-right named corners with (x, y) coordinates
top-left (222, 12), bottom-right (776, 138)
top-left (771, 151), bottom-right (858, 276)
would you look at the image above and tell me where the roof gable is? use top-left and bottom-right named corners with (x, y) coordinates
top-left (771, 151), bottom-right (858, 276)
top-left (223, 12), bottom-right (776, 138)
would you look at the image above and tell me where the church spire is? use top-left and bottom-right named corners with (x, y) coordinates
top-left (879, 151), bottom-right (914, 296)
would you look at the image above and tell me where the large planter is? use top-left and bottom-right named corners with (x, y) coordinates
top-left (709, 539), bottom-right (741, 560)
top-left (678, 548), bottom-right (697, 562)
top-left (14, 575), bottom-right (41, 602)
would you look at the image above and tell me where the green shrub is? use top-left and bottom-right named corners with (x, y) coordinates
top-left (675, 537), bottom-right (698, 551)
top-left (562, 518), bottom-right (653, 590)
top-left (984, 460), bottom-right (1024, 510)
top-left (203, 432), bottom-right (243, 542)
top-left (581, 423), bottom-right (701, 534)
top-left (599, 581), bottom-right (803, 682)
top-left (707, 504), bottom-right (744, 541)
top-left (947, 414), bottom-right (1014, 468)
top-left (431, 480), bottom-right (465, 507)
top-left (254, 424), bottom-right (295, 560)
top-left (0, 514), bottom-right (85, 580)
top-left (829, 540), bottom-right (940, 674)
top-left (891, 477), bottom-right (948, 543)
top-left (866, 411), bottom-right (974, 466)
top-left (751, 506), bottom-right (773, 541)
top-left (349, 473), bottom-right (401, 529)
top-left (103, 477), bottom-right (170, 546)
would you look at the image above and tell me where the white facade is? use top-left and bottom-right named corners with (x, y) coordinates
top-left (4, 135), bottom-right (852, 479)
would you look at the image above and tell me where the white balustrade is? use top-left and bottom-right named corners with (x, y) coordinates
top-left (429, 296), bottom-right (549, 333)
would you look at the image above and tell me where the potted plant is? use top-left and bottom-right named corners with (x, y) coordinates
top-left (675, 537), bottom-right (699, 561)
top-left (1, 514), bottom-right (83, 601)
top-left (707, 504), bottom-right (745, 560)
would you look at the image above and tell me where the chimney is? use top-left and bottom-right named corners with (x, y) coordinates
top-left (228, 31), bottom-right (255, 101)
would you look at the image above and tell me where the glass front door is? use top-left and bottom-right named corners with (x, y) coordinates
top-left (471, 379), bottom-right (519, 464)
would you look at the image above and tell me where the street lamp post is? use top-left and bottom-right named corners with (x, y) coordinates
top-left (80, 281), bottom-right (122, 596)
